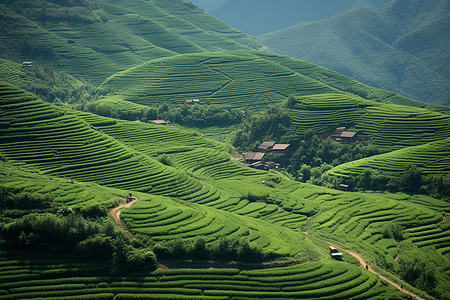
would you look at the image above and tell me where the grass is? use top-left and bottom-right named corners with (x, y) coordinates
top-left (328, 138), bottom-right (450, 180)
top-left (0, 254), bottom-right (405, 300)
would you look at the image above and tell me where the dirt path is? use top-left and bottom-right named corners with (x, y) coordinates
top-left (330, 243), bottom-right (425, 300)
top-left (108, 196), bottom-right (137, 238)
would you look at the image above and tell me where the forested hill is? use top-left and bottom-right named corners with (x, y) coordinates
top-left (259, 0), bottom-right (449, 105)
top-left (0, 0), bottom-right (261, 84)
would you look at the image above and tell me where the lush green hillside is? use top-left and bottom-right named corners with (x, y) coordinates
top-left (1, 83), bottom-right (449, 298)
top-left (259, 0), bottom-right (450, 105)
top-left (0, 0), bottom-right (449, 298)
top-left (0, 0), bottom-right (260, 85)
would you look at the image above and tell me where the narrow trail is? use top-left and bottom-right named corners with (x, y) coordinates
top-left (329, 243), bottom-right (425, 300)
top-left (108, 196), bottom-right (138, 239)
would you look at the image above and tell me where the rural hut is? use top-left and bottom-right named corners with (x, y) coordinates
top-left (242, 152), bottom-right (265, 164)
top-left (339, 131), bottom-right (357, 144)
top-left (271, 144), bottom-right (291, 155)
top-left (152, 120), bottom-right (169, 125)
top-left (258, 141), bottom-right (276, 152)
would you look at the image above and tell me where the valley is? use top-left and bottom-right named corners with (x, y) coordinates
top-left (0, 0), bottom-right (449, 299)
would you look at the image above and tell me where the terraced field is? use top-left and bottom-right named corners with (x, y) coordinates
top-left (0, 82), bottom-right (215, 202)
top-left (328, 138), bottom-right (450, 180)
top-left (0, 255), bottom-right (406, 300)
top-left (0, 0), bottom-right (259, 84)
top-left (121, 193), bottom-right (313, 259)
top-left (101, 50), bottom-right (336, 109)
top-left (288, 93), bottom-right (450, 151)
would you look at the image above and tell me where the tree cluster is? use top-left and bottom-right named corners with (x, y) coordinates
top-left (334, 166), bottom-right (450, 200)
top-left (153, 236), bottom-right (268, 263)
top-left (85, 102), bottom-right (244, 126)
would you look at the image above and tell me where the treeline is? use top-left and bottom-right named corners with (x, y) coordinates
top-left (13, 63), bottom-right (98, 105)
top-left (0, 187), bottom-right (274, 274)
top-left (153, 236), bottom-right (268, 263)
top-left (8, 0), bottom-right (108, 24)
top-left (329, 166), bottom-right (450, 200)
top-left (85, 102), bottom-right (245, 126)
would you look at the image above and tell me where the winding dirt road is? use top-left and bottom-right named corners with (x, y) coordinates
top-left (330, 243), bottom-right (426, 300)
top-left (108, 196), bottom-right (137, 238)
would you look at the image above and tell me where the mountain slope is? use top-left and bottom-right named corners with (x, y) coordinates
top-left (0, 0), bottom-right (261, 84)
top-left (259, 0), bottom-right (449, 105)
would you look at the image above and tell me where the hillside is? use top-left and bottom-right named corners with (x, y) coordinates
top-left (0, 0), bottom-right (449, 298)
top-left (208, 0), bottom-right (391, 35)
top-left (1, 82), bottom-right (449, 298)
top-left (259, 0), bottom-right (450, 105)
top-left (100, 49), bottom-right (448, 114)
top-left (0, 0), bottom-right (261, 84)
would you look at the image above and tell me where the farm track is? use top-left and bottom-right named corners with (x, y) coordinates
top-left (330, 243), bottom-right (425, 300)
top-left (108, 196), bottom-right (138, 239)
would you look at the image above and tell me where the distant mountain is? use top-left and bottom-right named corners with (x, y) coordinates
top-left (209, 0), bottom-right (391, 35)
top-left (189, 0), bottom-right (226, 12)
top-left (259, 0), bottom-right (450, 105)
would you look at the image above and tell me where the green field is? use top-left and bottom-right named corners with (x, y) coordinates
top-left (0, 254), bottom-right (406, 300)
top-left (0, 0), bottom-right (449, 298)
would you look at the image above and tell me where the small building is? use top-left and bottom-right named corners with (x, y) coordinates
top-left (258, 141), bottom-right (276, 152)
top-left (336, 127), bottom-right (346, 132)
top-left (271, 144), bottom-right (291, 154)
top-left (329, 246), bottom-right (343, 261)
top-left (22, 61), bottom-right (32, 68)
top-left (250, 161), bottom-right (269, 171)
top-left (339, 131), bottom-right (357, 144)
top-left (264, 161), bottom-right (280, 170)
top-left (243, 152), bottom-right (265, 164)
top-left (152, 120), bottom-right (169, 125)
top-left (186, 99), bottom-right (200, 104)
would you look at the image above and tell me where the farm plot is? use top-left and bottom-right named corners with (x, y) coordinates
top-left (328, 138), bottom-right (450, 180)
top-left (0, 255), bottom-right (406, 300)
top-left (286, 93), bottom-right (450, 152)
top-left (0, 161), bottom-right (121, 209)
top-left (120, 193), bottom-right (312, 258)
top-left (101, 50), bottom-right (336, 110)
top-left (0, 83), bottom-right (212, 202)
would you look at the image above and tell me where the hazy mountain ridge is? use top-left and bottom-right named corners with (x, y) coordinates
top-left (258, 0), bottom-right (449, 105)
top-left (207, 0), bottom-right (391, 35)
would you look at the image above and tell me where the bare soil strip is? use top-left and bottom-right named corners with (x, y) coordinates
top-left (330, 243), bottom-right (425, 300)
top-left (108, 196), bottom-right (137, 238)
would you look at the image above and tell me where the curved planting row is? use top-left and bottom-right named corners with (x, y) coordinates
top-left (0, 83), bottom-right (214, 202)
top-left (96, 119), bottom-right (263, 181)
top-left (287, 93), bottom-right (450, 152)
top-left (120, 193), bottom-right (309, 258)
top-left (328, 137), bottom-right (450, 180)
top-left (0, 256), bottom-right (406, 300)
top-left (101, 51), bottom-right (335, 110)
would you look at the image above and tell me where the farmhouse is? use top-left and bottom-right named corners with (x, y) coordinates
top-left (339, 131), bottom-right (357, 144)
top-left (258, 141), bottom-right (276, 152)
top-left (243, 152), bottom-right (265, 164)
top-left (250, 161), bottom-right (269, 171)
top-left (152, 120), bottom-right (169, 125)
top-left (257, 142), bottom-right (291, 154)
top-left (271, 144), bottom-right (291, 154)
top-left (264, 161), bottom-right (280, 170)
top-left (328, 246), bottom-right (343, 261)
